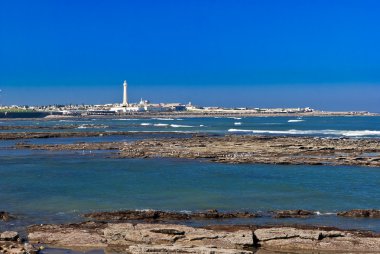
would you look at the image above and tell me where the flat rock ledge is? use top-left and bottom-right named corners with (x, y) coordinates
top-left (27, 222), bottom-right (380, 253)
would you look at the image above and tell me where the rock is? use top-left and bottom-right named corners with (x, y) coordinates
top-left (0, 211), bottom-right (14, 221)
top-left (83, 209), bottom-right (259, 221)
top-left (273, 210), bottom-right (314, 218)
top-left (254, 227), bottom-right (346, 242)
top-left (28, 222), bottom-right (253, 252)
top-left (128, 244), bottom-right (253, 253)
top-left (253, 227), bottom-right (380, 252)
top-left (0, 231), bottom-right (19, 241)
top-left (0, 231), bottom-right (39, 254)
top-left (103, 223), bottom-right (253, 250)
top-left (28, 222), bottom-right (107, 247)
top-left (26, 222), bottom-right (380, 252)
top-left (337, 209), bottom-right (380, 218)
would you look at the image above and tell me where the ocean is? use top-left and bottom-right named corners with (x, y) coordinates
top-left (1, 116), bottom-right (380, 233)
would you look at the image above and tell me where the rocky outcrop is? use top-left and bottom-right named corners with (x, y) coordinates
top-left (254, 227), bottom-right (380, 252)
top-left (16, 135), bottom-right (380, 167)
top-left (127, 244), bottom-right (253, 253)
top-left (273, 209), bottom-right (314, 218)
top-left (26, 222), bottom-right (380, 253)
top-left (0, 231), bottom-right (40, 254)
top-left (28, 222), bottom-right (254, 253)
top-left (337, 209), bottom-right (380, 218)
top-left (84, 209), bottom-right (259, 221)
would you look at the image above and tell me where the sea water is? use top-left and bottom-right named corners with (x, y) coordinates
top-left (1, 116), bottom-right (380, 232)
top-left (1, 153), bottom-right (380, 232)
top-left (1, 116), bottom-right (380, 137)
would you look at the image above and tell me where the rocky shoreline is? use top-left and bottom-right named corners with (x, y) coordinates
top-left (15, 221), bottom-right (380, 253)
top-left (14, 135), bottom-right (380, 167)
top-left (3, 209), bottom-right (380, 253)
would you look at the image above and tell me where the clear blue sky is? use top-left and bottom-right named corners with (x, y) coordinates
top-left (0, 0), bottom-right (379, 111)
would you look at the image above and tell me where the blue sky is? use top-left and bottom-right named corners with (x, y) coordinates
top-left (0, 0), bottom-right (379, 111)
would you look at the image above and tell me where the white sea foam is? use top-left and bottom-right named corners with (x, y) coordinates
top-left (77, 124), bottom-right (108, 129)
top-left (234, 122), bottom-right (242, 125)
top-left (170, 124), bottom-right (194, 128)
top-left (140, 123), bottom-right (152, 126)
top-left (199, 125), bottom-right (205, 127)
top-left (288, 119), bottom-right (304, 123)
top-left (228, 129), bottom-right (380, 137)
top-left (115, 118), bottom-right (139, 121)
top-left (315, 211), bottom-right (337, 216)
top-left (154, 123), bottom-right (169, 127)
top-left (229, 117), bottom-right (242, 120)
top-left (341, 130), bottom-right (380, 136)
top-left (152, 118), bottom-right (174, 121)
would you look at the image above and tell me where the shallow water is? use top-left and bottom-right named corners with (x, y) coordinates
top-left (1, 116), bottom-right (380, 233)
top-left (1, 153), bottom-right (380, 232)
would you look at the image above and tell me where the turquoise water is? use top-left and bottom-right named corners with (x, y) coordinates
top-left (1, 116), bottom-right (380, 232)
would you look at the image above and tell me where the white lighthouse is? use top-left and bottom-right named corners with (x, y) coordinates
top-left (122, 80), bottom-right (128, 106)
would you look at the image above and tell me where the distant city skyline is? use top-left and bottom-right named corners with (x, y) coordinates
top-left (1, 0), bottom-right (379, 111)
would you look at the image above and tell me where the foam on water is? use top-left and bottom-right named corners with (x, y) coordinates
top-left (140, 123), bottom-right (152, 126)
top-left (234, 122), bottom-right (242, 125)
top-left (170, 124), bottom-right (194, 128)
top-left (154, 123), bottom-right (169, 127)
top-left (288, 119), bottom-right (305, 123)
top-left (152, 118), bottom-right (174, 121)
top-left (77, 124), bottom-right (108, 129)
top-left (228, 129), bottom-right (380, 137)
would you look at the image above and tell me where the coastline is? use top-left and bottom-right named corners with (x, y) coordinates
top-left (0, 110), bottom-right (378, 121)
top-left (3, 209), bottom-right (380, 253)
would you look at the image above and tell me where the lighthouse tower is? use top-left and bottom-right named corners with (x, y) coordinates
top-left (122, 80), bottom-right (128, 106)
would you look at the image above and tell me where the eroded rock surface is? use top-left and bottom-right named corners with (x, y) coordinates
top-left (254, 227), bottom-right (380, 252)
top-left (28, 222), bottom-right (253, 253)
top-left (16, 135), bottom-right (380, 167)
top-left (26, 222), bottom-right (380, 253)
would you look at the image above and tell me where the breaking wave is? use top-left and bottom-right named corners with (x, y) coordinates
top-left (154, 123), bottom-right (169, 127)
top-left (140, 123), bottom-right (152, 126)
top-left (77, 124), bottom-right (108, 129)
top-left (170, 124), bottom-right (194, 128)
top-left (234, 122), bottom-right (242, 125)
top-left (288, 119), bottom-right (304, 123)
top-left (152, 118), bottom-right (174, 121)
top-left (228, 129), bottom-right (380, 137)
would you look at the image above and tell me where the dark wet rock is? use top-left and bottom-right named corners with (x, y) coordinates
top-left (0, 211), bottom-right (14, 221)
top-left (83, 209), bottom-right (259, 221)
top-left (337, 209), bottom-right (380, 218)
top-left (273, 210), bottom-right (315, 218)
top-left (13, 134), bottom-right (380, 167)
